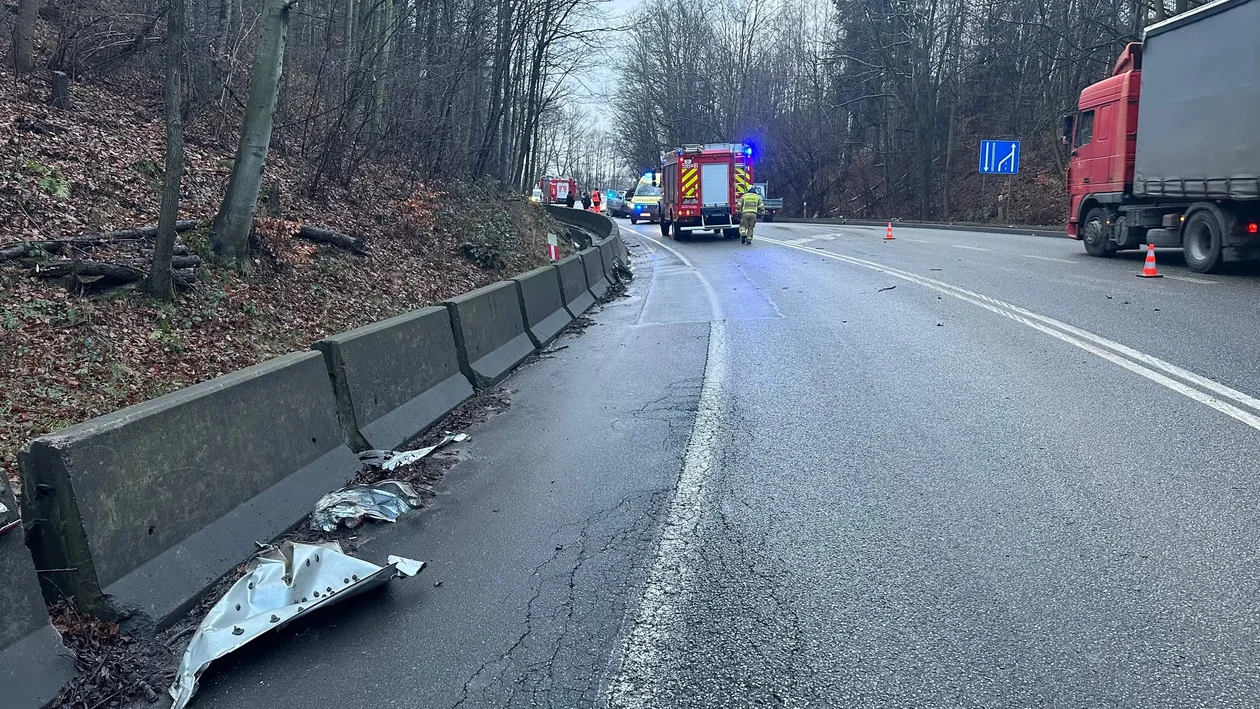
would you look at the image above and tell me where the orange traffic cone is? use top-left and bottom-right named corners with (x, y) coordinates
top-left (1137, 244), bottom-right (1162, 278)
top-left (885, 222), bottom-right (895, 241)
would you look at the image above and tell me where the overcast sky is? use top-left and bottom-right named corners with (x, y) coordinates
top-left (570, 0), bottom-right (643, 128)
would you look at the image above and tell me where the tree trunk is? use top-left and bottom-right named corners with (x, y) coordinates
top-left (149, 0), bottom-right (186, 299)
top-left (211, 0), bottom-right (295, 266)
top-left (11, 0), bottom-right (40, 73)
top-left (49, 70), bottom-right (70, 109)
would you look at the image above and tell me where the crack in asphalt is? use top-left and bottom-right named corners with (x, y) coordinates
top-left (450, 486), bottom-right (671, 709)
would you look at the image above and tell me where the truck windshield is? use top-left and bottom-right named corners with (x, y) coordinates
top-left (636, 186), bottom-right (662, 196)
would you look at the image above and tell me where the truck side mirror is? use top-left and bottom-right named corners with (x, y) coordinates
top-left (1060, 115), bottom-right (1075, 145)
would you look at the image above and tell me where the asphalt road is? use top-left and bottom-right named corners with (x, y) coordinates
top-left (188, 220), bottom-right (1260, 708)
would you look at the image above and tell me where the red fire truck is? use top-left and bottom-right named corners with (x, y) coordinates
top-left (659, 143), bottom-right (754, 240)
top-left (537, 176), bottom-right (579, 205)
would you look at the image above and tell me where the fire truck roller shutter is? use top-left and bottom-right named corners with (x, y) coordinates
top-left (701, 163), bottom-right (731, 207)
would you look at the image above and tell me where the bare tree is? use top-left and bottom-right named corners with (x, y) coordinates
top-left (11, 0), bottom-right (41, 73)
top-left (211, 0), bottom-right (296, 266)
top-left (149, 0), bottom-right (187, 299)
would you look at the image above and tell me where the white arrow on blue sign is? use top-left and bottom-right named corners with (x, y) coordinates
top-left (979, 140), bottom-right (1020, 175)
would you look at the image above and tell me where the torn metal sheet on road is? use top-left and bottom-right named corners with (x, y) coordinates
top-left (311, 480), bottom-right (422, 532)
top-left (359, 431), bottom-right (469, 471)
top-left (169, 541), bottom-right (424, 709)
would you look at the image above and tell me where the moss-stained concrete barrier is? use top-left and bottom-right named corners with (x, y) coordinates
top-left (556, 254), bottom-right (595, 318)
top-left (443, 281), bottom-right (536, 389)
top-left (315, 307), bottom-right (473, 451)
top-left (511, 266), bottom-right (573, 349)
top-left (0, 483), bottom-right (76, 707)
top-left (596, 237), bottom-right (619, 279)
top-left (544, 205), bottom-right (614, 246)
top-left (19, 351), bottom-right (358, 627)
top-left (579, 247), bottom-right (609, 299)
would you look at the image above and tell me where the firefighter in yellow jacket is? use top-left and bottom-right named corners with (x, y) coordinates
top-left (738, 188), bottom-right (763, 244)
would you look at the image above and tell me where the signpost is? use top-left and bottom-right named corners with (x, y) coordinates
top-left (979, 140), bottom-right (1020, 174)
top-left (979, 140), bottom-right (1020, 222)
top-left (546, 234), bottom-right (560, 261)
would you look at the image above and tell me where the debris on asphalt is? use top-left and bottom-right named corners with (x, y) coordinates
top-left (612, 258), bottom-right (634, 283)
top-left (359, 432), bottom-right (468, 471)
top-left (50, 598), bottom-right (171, 709)
top-left (169, 541), bottom-right (424, 709)
top-left (311, 480), bottom-right (423, 531)
top-left (929, 268), bottom-right (942, 271)
top-left (877, 285), bottom-right (897, 292)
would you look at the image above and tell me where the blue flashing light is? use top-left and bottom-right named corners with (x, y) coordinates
top-left (744, 146), bottom-right (753, 157)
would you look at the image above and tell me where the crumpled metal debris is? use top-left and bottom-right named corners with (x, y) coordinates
top-left (310, 480), bottom-right (421, 532)
top-left (169, 541), bottom-right (424, 709)
top-left (0, 501), bottom-right (17, 537)
top-left (612, 258), bottom-right (634, 283)
top-left (359, 431), bottom-right (468, 471)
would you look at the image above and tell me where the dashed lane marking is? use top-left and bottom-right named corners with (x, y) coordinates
top-left (952, 244), bottom-right (989, 251)
top-left (1024, 254), bottom-right (1076, 264)
top-left (1166, 274), bottom-right (1217, 285)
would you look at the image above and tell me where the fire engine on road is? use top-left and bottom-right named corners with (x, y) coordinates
top-left (659, 143), bottom-right (754, 241)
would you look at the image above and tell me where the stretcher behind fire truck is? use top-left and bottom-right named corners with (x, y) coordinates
top-left (659, 143), bottom-right (753, 240)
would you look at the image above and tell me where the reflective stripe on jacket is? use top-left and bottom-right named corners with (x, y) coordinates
top-left (739, 192), bottom-right (763, 214)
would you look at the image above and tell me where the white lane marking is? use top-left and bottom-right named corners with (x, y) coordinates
top-left (952, 244), bottom-right (989, 251)
top-left (784, 237), bottom-right (815, 245)
top-left (607, 319), bottom-right (727, 707)
top-left (621, 226), bottom-right (725, 320)
top-left (1024, 255), bottom-right (1076, 264)
top-left (760, 236), bottom-right (1260, 433)
top-left (900, 238), bottom-right (931, 244)
top-left (1166, 275), bottom-right (1217, 285)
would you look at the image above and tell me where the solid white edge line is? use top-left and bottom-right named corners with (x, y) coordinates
top-left (606, 319), bottom-right (727, 707)
top-left (759, 236), bottom-right (1260, 432)
top-left (620, 226), bottom-right (726, 321)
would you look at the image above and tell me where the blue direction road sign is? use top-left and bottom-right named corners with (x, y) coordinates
top-left (979, 139), bottom-right (1020, 175)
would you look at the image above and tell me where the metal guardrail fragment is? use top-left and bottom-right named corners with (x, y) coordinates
top-left (169, 541), bottom-right (424, 709)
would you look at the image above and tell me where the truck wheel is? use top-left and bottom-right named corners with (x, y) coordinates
top-left (1183, 209), bottom-right (1225, 273)
top-left (630, 216), bottom-right (637, 225)
top-left (670, 221), bottom-right (687, 241)
top-left (764, 214), bottom-right (775, 223)
top-left (1082, 208), bottom-right (1116, 257)
top-left (659, 219), bottom-right (669, 237)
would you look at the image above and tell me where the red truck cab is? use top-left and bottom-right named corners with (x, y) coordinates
top-left (1066, 45), bottom-right (1141, 238)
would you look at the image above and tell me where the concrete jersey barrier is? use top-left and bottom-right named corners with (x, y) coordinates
top-left (555, 254), bottom-right (595, 317)
top-left (0, 484), bottom-right (76, 708)
top-left (20, 351), bottom-right (359, 627)
top-left (596, 238), bottom-right (619, 279)
top-left (545, 205), bottom-right (615, 244)
top-left (579, 247), bottom-right (609, 299)
top-left (511, 266), bottom-right (573, 348)
top-left (443, 281), bottom-right (536, 388)
top-left (316, 306), bottom-right (473, 451)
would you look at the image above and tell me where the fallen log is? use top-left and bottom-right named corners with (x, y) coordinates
top-left (35, 260), bottom-right (147, 287)
top-left (0, 221), bottom-right (199, 262)
top-left (296, 225), bottom-right (367, 254)
top-left (32, 259), bottom-right (197, 290)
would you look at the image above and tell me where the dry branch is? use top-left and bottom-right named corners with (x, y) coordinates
top-left (296, 225), bottom-right (367, 254)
